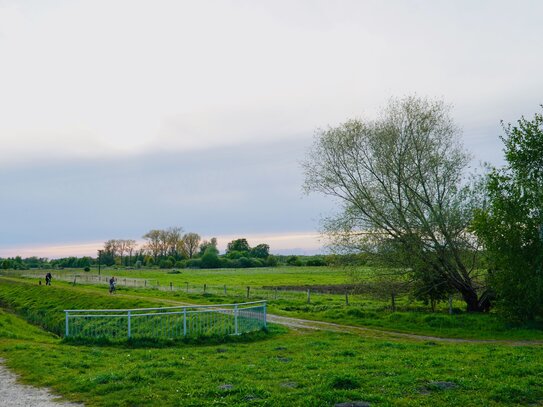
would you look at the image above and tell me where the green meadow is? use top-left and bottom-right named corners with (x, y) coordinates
top-left (10, 266), bottom-right (543, 340)
top-left (1, 272), bottom-right (543, 406)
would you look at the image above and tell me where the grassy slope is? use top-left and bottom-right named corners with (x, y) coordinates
top-left (0, 278), bottom-right (168, 336)
top-left (0, 279), bottom-right (543, 405)
top-left (1, 307), bottom-right (543, 406)
top-left (25, 279), bottom-right (540, 341)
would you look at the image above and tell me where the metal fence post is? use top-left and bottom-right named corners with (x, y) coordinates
top-left (183, 308), bottom-right (187, 336)
top-left (234, 304), bottom-right (239, 335)
top-left (127, 310), bottom-right (132, 338)
top-left (65, 311), bottom-right (69, 337)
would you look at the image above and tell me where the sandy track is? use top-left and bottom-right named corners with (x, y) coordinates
top-left (267, 314), bottom-right (543, 345)
top-left (0, 359), bottom-right (83, 407)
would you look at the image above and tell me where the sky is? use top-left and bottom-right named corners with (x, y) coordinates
top-left (1, 0), bottom-right (543, 258)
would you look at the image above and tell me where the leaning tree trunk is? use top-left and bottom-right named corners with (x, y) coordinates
top-left (458, 286), bottom-right (489, 312)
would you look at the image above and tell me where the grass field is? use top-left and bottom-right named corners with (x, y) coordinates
top-left (0, 278), bottom-right (543, 406)
top-left (19, 266), bottom-right (359, 287)
top-left (6, 266), bottom-right (543, 341)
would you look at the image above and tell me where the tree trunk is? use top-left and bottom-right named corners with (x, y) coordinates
top-left (459, 287), bottom-right (485, 312)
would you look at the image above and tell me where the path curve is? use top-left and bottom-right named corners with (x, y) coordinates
top-left (92, 290), bottom-right (543, 346)
top-left (266, 314), bottom-right (543, 345)
top-left (0, 359), bottom-right (83, 407)
top-left (111, 291), bottom-right (543, 346)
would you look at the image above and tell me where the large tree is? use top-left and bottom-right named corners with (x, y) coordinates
top-left (180, 233), bottom-right (201, 259)
top-left (303, 96), bottom-right (487, 311)
top-left (472, 109), bottom-right (543, 321)
top-left (142, 230), bottom-right (162, 261)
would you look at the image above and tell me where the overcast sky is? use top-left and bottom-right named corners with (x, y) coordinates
top-left (1, 0), bottom-right (542, 258)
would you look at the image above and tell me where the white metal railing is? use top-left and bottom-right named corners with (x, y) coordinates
top-left (64, 301), bottom-right (266, 339)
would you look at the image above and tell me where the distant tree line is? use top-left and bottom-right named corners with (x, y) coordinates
top-left (2, 230), bottom-right (335, 271)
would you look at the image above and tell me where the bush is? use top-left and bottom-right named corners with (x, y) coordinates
top-left (219, 258), bottom-right (235, 268)
top-left (306, 257), bottom-right (326, 267)
top-left (201, 247), bottom-right (221, 268)
top-left (185, 259), bottom-right (202, 269)
top-left (224, 250), bottom-right (246, 260)
top-left (266, 255), bottom-right (278, 267)
top-left (83, 267), bottom-right (91, 272)
top-left (238, 257), bottom-right (252, 268)
top-left (159, 259), bottom-right (174, 269)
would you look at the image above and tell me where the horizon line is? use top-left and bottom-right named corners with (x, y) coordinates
top-left (0, 231), bottom-right (327, 259)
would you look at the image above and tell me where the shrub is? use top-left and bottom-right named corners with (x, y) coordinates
top-left (185, 259), bottom-right (202, 269)
top-left (306, 257), bottom-right (326, 267)
top-left (159, 259), bottom-right (174, 269)
top-left (266, 255), bottom-right (278, 267)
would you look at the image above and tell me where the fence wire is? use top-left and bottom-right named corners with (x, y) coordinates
top-left (64, 302), bottom-right (266, 339)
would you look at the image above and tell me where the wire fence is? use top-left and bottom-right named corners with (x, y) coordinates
top-left (65, 301), bottom-right (266, 339)
top-left (6, 270), bottom-right (417, 308)
top-left (15, 271), bottom-right (348, 302)
top-left (1, 270), bottom-right (461, 312)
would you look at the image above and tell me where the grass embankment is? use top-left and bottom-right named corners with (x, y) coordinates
top-left (31, 278), bottom-right (542, 341)
top-left (1, 280), bottom-right (543, 406)
top-left (7, 267), bottom-right (543, 341)
top-left (0, 277), bottom-right (166, 336)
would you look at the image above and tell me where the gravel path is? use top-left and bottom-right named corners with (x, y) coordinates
top-left (0, 359), bottom-right (83, 407)
top-left (266, 314), bottom-right (543, 345)
top-left (109, 292), bottom-right (543, 345)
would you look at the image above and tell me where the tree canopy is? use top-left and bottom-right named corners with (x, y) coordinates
top-left (472, 109), bottom-right (543, 321)
top-left (304, 96), bottom-right (487, 311)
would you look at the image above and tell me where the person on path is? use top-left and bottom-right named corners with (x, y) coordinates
top-left (45, 272), bottom-right (52, 286)
top-left (109, 276), bottom-right (116, 294)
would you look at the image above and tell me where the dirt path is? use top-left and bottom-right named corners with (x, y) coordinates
top-left (0, 359), bottom-right (83, 407)
top-left (105, 291), bottom-right (543, 346)
top-left (266, 314), bottom-right (543, 345)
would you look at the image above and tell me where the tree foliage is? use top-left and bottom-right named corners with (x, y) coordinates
top-left (303, 96), bottom-right (486, 311)
top-left (472, 109), bottom-right (543, 321)
top-left (226, 238), bottom-right (250, 254)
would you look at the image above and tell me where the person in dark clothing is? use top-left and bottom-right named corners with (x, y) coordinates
top-left (45, 272), bottom-right (52, 286)
top-left (109, 277), bottom-right (116, 294)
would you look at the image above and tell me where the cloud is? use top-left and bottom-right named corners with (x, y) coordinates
top-left (0, 137), bottom-right (334, 249)
top-left (1, 0), bottom-right (543, 255)
top-left (1, 0), bottom-right (542, 167)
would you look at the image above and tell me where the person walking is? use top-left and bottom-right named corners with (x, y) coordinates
top-left (109, 276), bottom-right (116, 294)
top-left (45, 272), bottom-right (52, 286)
